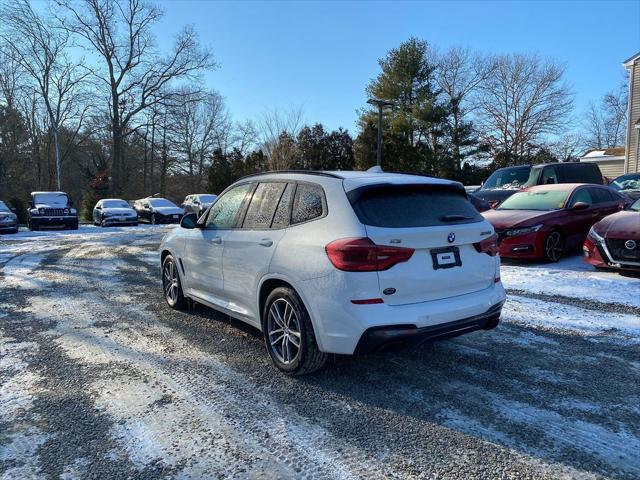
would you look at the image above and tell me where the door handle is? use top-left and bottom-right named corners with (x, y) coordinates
top-left (259, 239), bottom-right (273, 247)
top-left (210, 236), bottom-right (222, 245)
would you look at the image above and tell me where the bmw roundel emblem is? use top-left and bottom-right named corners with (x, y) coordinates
top-left (447, 232), bottom-right (456, 243)
top-left (625, 240), bottom-right (637, 250)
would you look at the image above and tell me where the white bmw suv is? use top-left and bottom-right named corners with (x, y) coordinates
top-left (160, 170), bottom-right (506, 374)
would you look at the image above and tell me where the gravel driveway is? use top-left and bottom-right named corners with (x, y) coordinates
top-left (1, 226), bottom-right (639, 479)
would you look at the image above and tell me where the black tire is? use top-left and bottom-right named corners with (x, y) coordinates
top-left (162, 255), bottom-right (186, 310)
top-left (543, 230), bottom-right (564, 263)
top-left (262, 286), bottom-right (328, 375)
top-left (482, 317), bottom-right (501, 330)
top-left (28, 220), bottom-right (38, 231)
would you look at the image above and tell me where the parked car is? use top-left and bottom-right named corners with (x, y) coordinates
top-left (608, 173), bottom-right (640, 200)
top-left (93, 199), bottom-right (138, 227)
top-left (474, 162), bottom-right (604, 207)
top-left (181, 194), bottom-right (218, 218)
top-left (160, 170), bottom-right (506, 375)
top-left (482, 183), bottom-right (629, 262)
top-left (583, 197), bottom-right (640, 272)
top-left (133, 197), bottom-right (184, 224)
top-left (0, 200), bottom-right (19, 234)
top-left (27, 191), bottom-right (78, 231)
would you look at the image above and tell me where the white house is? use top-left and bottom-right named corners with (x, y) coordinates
top-left (580, 147), bottom-right (625, 179)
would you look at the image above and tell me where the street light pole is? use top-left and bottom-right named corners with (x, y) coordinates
top-left (367, 98), bottom-right (395, 168)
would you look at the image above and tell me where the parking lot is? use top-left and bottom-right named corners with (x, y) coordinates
top-left (1, 225), bottom-right (639, 479)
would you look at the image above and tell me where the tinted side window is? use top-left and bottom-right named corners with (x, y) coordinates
top-left (205, 183), bottom-right (252, 229)
top-left (589, 187), bottom-right (612, 204)
top-left (291, 183), bottom-right (324, 225)
top-left (541, 167), bottom-right (558, 185)
top-left (242, 182), bottom-right (287, 229)
top-left (569, 188), bottom-right (592, 206)
top-left (271, 183), bottom-right (294, 229)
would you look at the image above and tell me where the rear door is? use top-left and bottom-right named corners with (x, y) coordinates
top-left (350, 185), bottom-right (496, 306)
top-left (221, 182), bottom-right (293, 322)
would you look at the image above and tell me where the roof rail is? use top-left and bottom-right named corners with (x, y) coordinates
top-left (238, 170), bottom-right (344, 181)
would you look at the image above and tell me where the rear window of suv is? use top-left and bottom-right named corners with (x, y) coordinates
top-left (349, 184), bottom-right (482, 228)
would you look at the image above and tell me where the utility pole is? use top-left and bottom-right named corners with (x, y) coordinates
top-left (367, 98), bottom-right (395, 168)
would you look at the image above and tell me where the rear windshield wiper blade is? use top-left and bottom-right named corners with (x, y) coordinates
top-left (440, 214), bottom-right (474, 221)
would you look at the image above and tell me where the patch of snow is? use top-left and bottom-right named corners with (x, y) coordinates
top-left (501, 255), bottom-right (640, 307)
top-left (503, 295), bottom-right (640, 338)
top-left (0, 254), bottom-right (49, 289)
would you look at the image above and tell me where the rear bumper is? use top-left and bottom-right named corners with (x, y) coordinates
top-left (297, 271), bottom-right (507, 355)
top-left (355, 302), bottom-right (503, 353)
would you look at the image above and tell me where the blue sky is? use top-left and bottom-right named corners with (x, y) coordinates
top-left (155, 0), bottom-right (639, 133)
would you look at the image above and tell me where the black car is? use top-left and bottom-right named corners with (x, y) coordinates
top-left (27, 191), bottom-right (78, 231)
top-left (181, 193), bottom-right (218, 218)
top-left (609, 173), bottom-right (640, 200)
top-left (474, 162), bottom-right (604, 207)
top-left (0, 200), bottom-right (19, 234)
top-left (133, 197), bottom-right (184, 224)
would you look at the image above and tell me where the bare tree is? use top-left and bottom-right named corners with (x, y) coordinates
top-left (477, 53), bottom-right (574, 162)
top-left (170, 86), bottom-right (229, 190)
top-left (55, 0), bottom-right (215, 195)
top-left (1, 0), bottom-right (90, 190)
top-left (549, 133), bottom-right (586, 162)
top-left (584, 82), bottom-right (627, 149)
top-left (435, 47), bottom-right (496, 169)
top-left (258, 107), bottom-right (304, 170)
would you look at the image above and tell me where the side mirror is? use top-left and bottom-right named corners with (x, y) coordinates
top-left (96, 205), bottom-right (102, 210)
top-left (28, 201), bottom-right (33, 208)
top-left (180, 213), bottom-right (199, 229)
top-left (571, 202), bottom-right (589, 211)
top-left (10, 207), bottom-right (17, 213)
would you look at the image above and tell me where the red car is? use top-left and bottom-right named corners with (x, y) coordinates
top-left (482, 184), bottom-right (629, 262)
top-left (583, 197), bottom-right (640, 272)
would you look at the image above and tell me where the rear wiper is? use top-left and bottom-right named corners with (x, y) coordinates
top-left (441, 214), bottom-right (474, 221)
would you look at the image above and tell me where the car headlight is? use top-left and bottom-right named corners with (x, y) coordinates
top-left (64, 208), bottom-right (70, 215)
top-left (504, 224), bottom-right (543, 237)
top-left (30, 208), bottom-right (39, 216)
top-left (38, 208), bottom-right (45, 215)
top-left (0, 216), bottom-right (14, 224)
top-left (70, 208), bottom-right (77, 215)
top-left (588, 226), bottom-right (604, 243)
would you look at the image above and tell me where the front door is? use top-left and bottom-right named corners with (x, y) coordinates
top-left (183, 183), bottom-right (254, 306)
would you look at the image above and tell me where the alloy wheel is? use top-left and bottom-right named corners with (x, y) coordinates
top-left (162, 259), bottom-right (179, 305)
top-left (267, 298), bottom-right (301, 365)
top-left (545, 231), bottom-right (563, 262)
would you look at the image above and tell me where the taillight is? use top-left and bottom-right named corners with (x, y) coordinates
top-left (325, 237), bottom-right (415, 272)
top-left (473, 233), bottom-right (499, 256)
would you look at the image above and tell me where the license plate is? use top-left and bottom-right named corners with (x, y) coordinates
top-left (431, 246), bottom-right (462, 270)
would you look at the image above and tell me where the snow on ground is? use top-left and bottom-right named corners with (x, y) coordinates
top-left (0, 331), bottom-right (48, 480)
top-left (503, 295), bottom-right (640, 339)
top-left (501, 256), bottom-right (640, 308)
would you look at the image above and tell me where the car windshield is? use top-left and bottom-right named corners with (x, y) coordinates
top-left (103, 200), bottom-right (131, 209)
top-left (610, 174), bottom-right (640, 192)
top-left (630, 198), bottom-right (640, 212)
top-left (149, 198), bottom-right (177, 208)
top-left (497, 190), bottom-right (570, 211)
top-left (199, 194), bottom-right (217, 203)
top-left (482, 166), bottom-right (530, 190)
top-left (0, 201), bottom-right (10, 212)
top-left (34, 192), bottom-right (68, 206)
